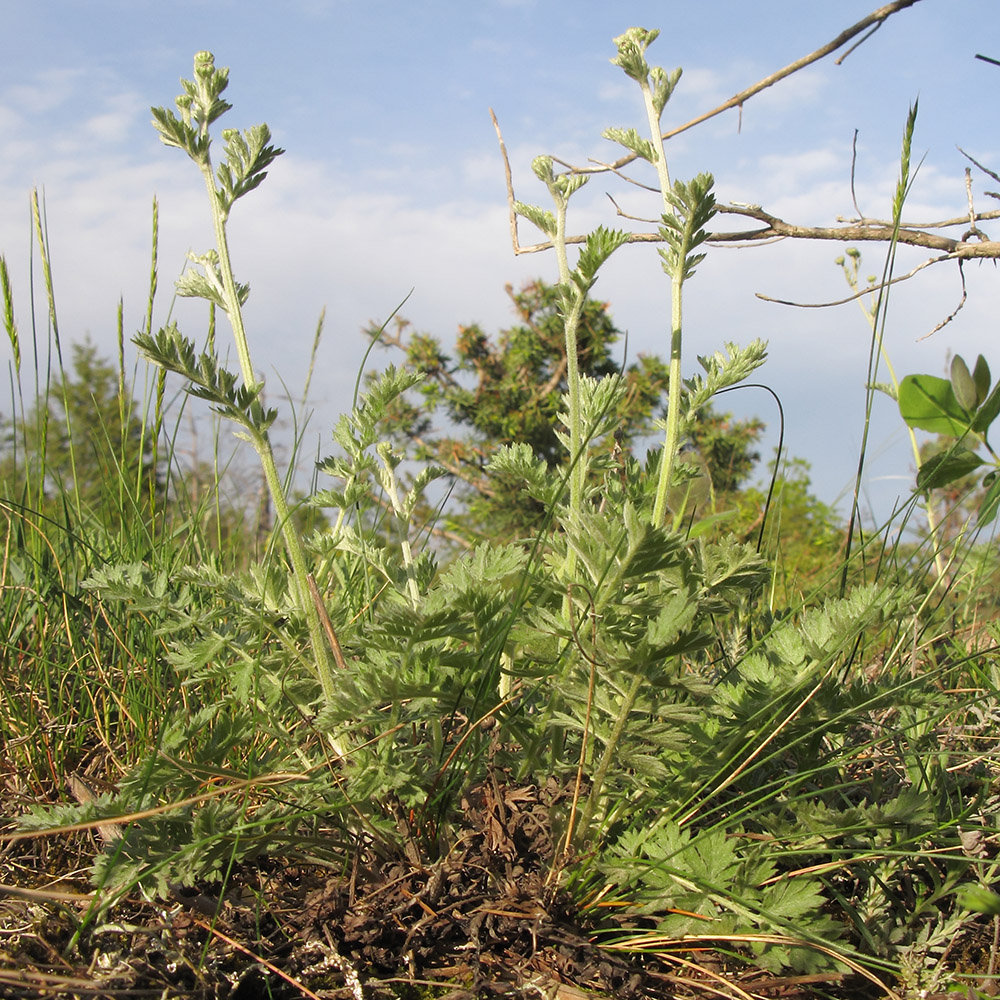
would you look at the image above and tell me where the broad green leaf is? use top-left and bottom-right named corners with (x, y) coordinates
top-left (898, 374), bottom-right (972, 436)
top-left (915, 447), bottom-right (983, 491)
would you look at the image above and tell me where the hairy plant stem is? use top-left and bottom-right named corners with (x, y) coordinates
top-left (552, 190), bottom-right (586, 580)
top-left (197, 160), bottom-right (337, 704)
top-left (654, 278), bottom-right (684, 528)
top-left (578, 669), bottom-right (645, 840)
top-left (842, 256), bottom-right (947, 579)
top-left (639, 78), bottom-right (683, 528)
top-left (378, 449), bottom-right (421, 607)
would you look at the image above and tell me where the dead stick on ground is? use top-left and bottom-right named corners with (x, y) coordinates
top-left (307, 572), bottom-right (348, 671)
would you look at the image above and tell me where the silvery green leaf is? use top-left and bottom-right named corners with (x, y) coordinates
top-left (514, 201), bottom-right (557, 237)
top-left (686, 340), bottom-right (768, 410)
top-left (602, 127), bottom-right (657, 163)
top-left (217, 123), bottom-right (284, 211)
top-left (551, 172), bottom-right (588, 200)
top-left (658, 173), bottom-right (717, 280)
top-left (578, 373), bottom-right (626, 440)
top-left (869, 381), bottom-right (898, 401)
top-left (650, 66), bottom-right (682, 116)
top-left (531, 156), bottom-right (555, 183)
top-left (150, 106), bottom-right (198, 155)
top-left (402, 465), bottom-right (447, 519)
top-left (611, 27), bottom-right (659, 82)
top-left (175, 269), bottom-right (226, 309)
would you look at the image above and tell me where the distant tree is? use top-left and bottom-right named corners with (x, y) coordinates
top-left (733, 457), bottom-right (845, 605)
top-left (369, 280), bottom-right (765, 543)
top-left (0, 339), bottom-right (163, 529)
top-left (687, 406), bottom-right (764, 498)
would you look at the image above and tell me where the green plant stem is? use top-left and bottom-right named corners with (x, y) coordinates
top-left (654, 277), bottom-right (684, 527)
top-left (841, 103), bottom-right (917, 597)
top-left (196, 160), bottom-right (337, 704)
top-left (378, 452), bottom-right (421, 607)
top-left (843, 256), bottom-right (946, 579)
top-left (578, 669), bottom-right (644, 840)
top-left (553, 194), bottom-right (585, 519)
top-left (550, 189), bottom-right (588, 590)
top-left (31, 190), bottom-right (80, 521)
top-left (883, 349), bottom-right (947, 578)
top-left (639, 79), bottom-right (682, 528)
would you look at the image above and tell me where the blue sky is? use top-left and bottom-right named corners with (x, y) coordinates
top-left (2, 0), bottom-right (999, 521)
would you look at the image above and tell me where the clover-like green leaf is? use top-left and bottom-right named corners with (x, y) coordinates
top-left (973, 354), bottom-right (991, 404)
top-left (972, 381), bottom-right (1000, 434)
top-left (898, 374), bottom-right (973, 436)
top-left (951, 355), bottom-right (978, 412)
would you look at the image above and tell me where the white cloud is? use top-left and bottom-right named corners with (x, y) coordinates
top-left (83, 97), bottom-right (142, 144)
top-left (2, 31), bottom-right (997, 523)
top-left (1, 69), bottom-right (85, 115)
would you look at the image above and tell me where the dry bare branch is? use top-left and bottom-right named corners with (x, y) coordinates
top-left (755, 254), bottom-right (945, 309)
top-left (558, 0), bottom-right (925, 179)
top-left (757, 250), bottom-right (970, 340)
top-left (508, 201), bottom-right (1000, 259)
top-left (493, 3), bottom-right (928, 256)
top-left (917, 260), bottom-right (968, 340)
top-left (490, 107), bottom-right (520, 262)
top-left (959, 146), bottom-right (1000, 187)
top-left (836, 210), bottom-right (1000, 229)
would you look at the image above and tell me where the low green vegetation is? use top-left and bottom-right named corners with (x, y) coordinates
top-left (2, 28), bottom-right (1000, 1000)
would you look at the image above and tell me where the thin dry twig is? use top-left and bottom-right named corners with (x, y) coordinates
top-left (594, 0), bottom-right (924, 175)
top-left (307, 572), bottom-right (348, 671)
top-left (490, 107), bottom-right (519, 262)
top-left (507, 200), bottom-right (1000, 258)
top-left (492, 0), bottom-right (1000, 276)
top-left (755, 252), bottom-right (947, 308)
top-left (606, 192), bottom-right (658, 225)
top-left (917, 258), bottom-right (967, 340)
top-left (835, 20), bottom-right (885, 65)
top-left (503, 0), bottom-right (924, 186)
top-left (693, 204), bottom-right (1000, 257)
top-left (604, 932), bottom-right (902, 1000)
top-left (850, 129), bottom-right (865, 220)
top-left (191, 916), bottom-right (326, 1000)
top-left (836, 208), bottom-right (1000, 229)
